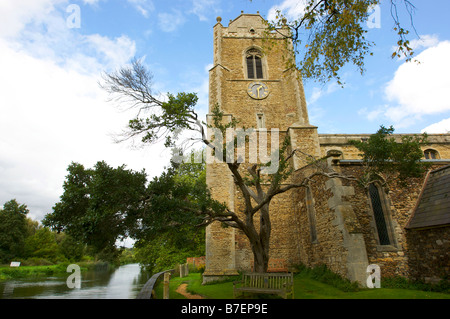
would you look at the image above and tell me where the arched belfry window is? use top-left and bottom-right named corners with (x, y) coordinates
top-left (246, 48), bottom-right (263, 79)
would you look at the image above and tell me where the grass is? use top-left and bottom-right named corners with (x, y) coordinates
top-left (0, 264), bottom-right (71, 280)
top-left (292, 272), bottom-right (450, 299)
top-left (154, 271), bottom-right (450, 300)
top-left (153, 273), bottom-right (235, 299)
top-left (0, 262), bottom-right (105, 281)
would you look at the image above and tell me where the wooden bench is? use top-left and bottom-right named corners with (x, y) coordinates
top-left (233, 272), bottom-right (294, 299)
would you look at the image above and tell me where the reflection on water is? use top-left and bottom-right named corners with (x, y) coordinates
top-left (0, 263), bottom-right (150, 299)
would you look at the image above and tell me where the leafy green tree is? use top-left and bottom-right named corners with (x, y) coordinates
top-left (58, 233), bottom-right (85, 262)
top-left (134, 231), bottom-right (204, 274)
top-left (131, 154), bottom-right (209, 241)
top-left (43, 161), bottom-right (147, 262)
top-left (350, 125), bottom-right (429, 186)
top-left (24, 228), bottom-right (61, 262)
top-left (26, 218), bottom-right (42, 237)
top-left (263, 0), bottom-right (418, 85)
top-left (0, 199), bottom-right (29, 263)
top-left (132, 153), bottom-right (207, 273)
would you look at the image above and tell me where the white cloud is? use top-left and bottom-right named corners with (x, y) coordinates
top-left (267, 0), bottom-right (308, 22)
top-left (127, 0), bottom-right (155, 18)
top-left (0, 38), bottom-right (169, 221)
top-left (0, 0), bottom-right (66, 38)
top-left (410, 34), bottom-right (440, 52)
top-left (309, 87), bottom-right (323, 105)
top-left (0, 1), bottom-right (169, 221)
top-left (358, 105), bottom-right (387, 122)
top-left (82, 0), bottom-right (102, 5)
top-left (158, 10), bottom-right (186, 32)
top-left (84, 34), bottom-right (136, 70)
top-left (308, 82), bottom-right (339, 104)
top-left (382, 40), bottom-right (450, 128)
top-left (190, 0), bottom-right (221, 21)
top-left (422, 118), bottom-right (450, 134)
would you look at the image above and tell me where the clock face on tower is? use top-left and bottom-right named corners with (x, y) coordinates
top-left (247, 81), bottom-right (269, 100)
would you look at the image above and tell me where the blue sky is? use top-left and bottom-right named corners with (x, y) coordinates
top-left (1, 0), bottom-right (450, 223)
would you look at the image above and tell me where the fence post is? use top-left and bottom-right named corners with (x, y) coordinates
top-left (163, 272), bottom-right (171, 299)
top-left (180, 264), bottom-right (185, 278)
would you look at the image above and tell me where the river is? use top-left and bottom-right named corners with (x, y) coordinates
top-left (0, 263), bottom-right (150, 299)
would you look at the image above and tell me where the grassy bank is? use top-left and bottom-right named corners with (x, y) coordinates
top-left (0, 261), bottom-right (112, 281)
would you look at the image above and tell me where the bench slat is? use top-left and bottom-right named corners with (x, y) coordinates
top-left (233, 272), bottom-right (294, 299)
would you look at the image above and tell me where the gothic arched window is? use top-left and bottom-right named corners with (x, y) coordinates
top-left (246, 49), bottom-right (263, 79)
top-left (368, 183), bottom-right (393, 246)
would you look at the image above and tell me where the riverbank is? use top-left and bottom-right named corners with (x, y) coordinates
top-left (1, 263), bottom-right (147, 299)
top-left (0, 261), bottom-right (114, 281)
top-left (154, 272), bottom-right (450, 299)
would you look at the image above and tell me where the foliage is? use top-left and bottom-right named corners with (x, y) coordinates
top-left (0, 199), bottom-right (29, 263)
top-left (0, 264), bottom-right (71, 280)
top-left (119, 248), bottom-right (137, 265)
top-left (264, 0), bottom-right (418, 85)
top-left (24, 228), bottom-right (61, 263)
top-left (349, 125), bottom-right (429, 186)
top-left (0, 200), bottom-right (104, 266)
top-left (100, 58), bottom-right (203, 149)
top-left (43, 161), bottom-right (148, 262)
top-left (382, 276), bottom-right (450, 294)
top-left (131, 161), bottom-right (211, 243)
top-left (133, 155), bottom-right (207, 274)
top-left (58, 233), bottom-right (85, 262)
top-left (134, 232), bottom-right (204, 275)
top-left (296, 264), bottom-right (360, 292)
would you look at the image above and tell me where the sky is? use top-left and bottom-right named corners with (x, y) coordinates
top-left (1, 0), bottom-right (450, 225)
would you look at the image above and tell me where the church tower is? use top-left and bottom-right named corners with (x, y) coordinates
top-left (203, 12), bottom-right (321, 282)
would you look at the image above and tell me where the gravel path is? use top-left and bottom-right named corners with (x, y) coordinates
top-left (175, 283), bottom-right (204, 299)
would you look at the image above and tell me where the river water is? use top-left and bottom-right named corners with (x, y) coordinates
top-left (0, 263), bottom-right (150, 299)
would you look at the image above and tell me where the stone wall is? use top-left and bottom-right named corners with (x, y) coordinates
top-left (186, 256), bottom-right (206, 268)
top-left (292, 170), bottom-right (349, 277)
top-left (406, 226), bottom-right (450, 283)
top-left (291, 164), bottom-right (369, 284)
top-left (318, 134), bottom-right (450, 160)
top-left (335, 163), bottom-right (418, 278)
top-left (293, 161), bottom-right (449, 283)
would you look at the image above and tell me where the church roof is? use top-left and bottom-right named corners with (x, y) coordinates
top-left (406, 165), bottom-right (450, 229)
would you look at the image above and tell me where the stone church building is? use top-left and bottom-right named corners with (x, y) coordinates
top-left (203, 12), bottom-right (450, 286)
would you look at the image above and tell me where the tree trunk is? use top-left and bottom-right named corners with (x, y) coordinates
top-left (251, 203), bottom-right (271, 273)
top-left (251, 240), bottom-right (268, 273)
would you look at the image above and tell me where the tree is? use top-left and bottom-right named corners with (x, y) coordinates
top-left (43, 161), bottom-right (147, 262)
top-left (0, 199), bottom-right (29, 263)
top-left (58, 233), bottom-right (85, 262)
top-left (132, 152), bottom-right (207, 273)
top-left (350, 125), bottom-right (429, 187)
top-left (100, 59), bottom-right (353, 273)
top-left (263, 0), bottom-right (418, 85)
top-left (24, 228), bottom-right (61, 262)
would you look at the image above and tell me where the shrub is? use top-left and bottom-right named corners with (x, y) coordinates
top-left (383, 276), bottom-right (450, 294)
top-left (296, 263), bottom-right (360, 292)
